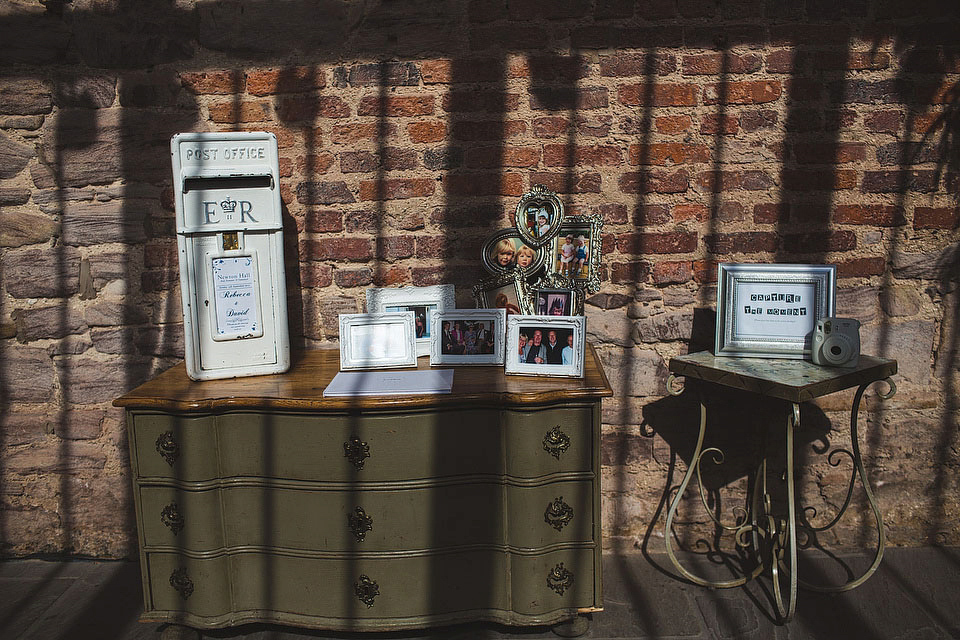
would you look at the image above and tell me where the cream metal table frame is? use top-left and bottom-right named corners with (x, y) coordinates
top-left (663, 351), bottom-right (897, 622)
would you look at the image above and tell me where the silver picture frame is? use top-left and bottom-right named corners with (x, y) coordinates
top-left (430, 309), bottom-right (506, 366)
top-left (530, 271), bottom-right (584, 316)
top-left (715, 263), bottom-right (837, 359)
top-left (338, 312), bottom-right (417, 370)
top-left (366, 284), bottom-right (455, 357)
top-left (480, 228), bottom-right (547, 276)
top-left (473, 269), bottom-right (534, 316)
top-left (548, 213), bottom-right (603, 293)
top-left (505, 314), bottom-right (585, 378)
top-left (514, 184), bottom-right (564, 248)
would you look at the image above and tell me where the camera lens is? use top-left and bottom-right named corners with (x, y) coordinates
top-left (830, 345), bottom-right (843, 356)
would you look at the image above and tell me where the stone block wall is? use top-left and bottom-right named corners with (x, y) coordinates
top-left (0, 1), bottom-right (957, 557)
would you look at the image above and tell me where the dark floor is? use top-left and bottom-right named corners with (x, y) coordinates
top-left (2, 548), bottom-right (958, 640)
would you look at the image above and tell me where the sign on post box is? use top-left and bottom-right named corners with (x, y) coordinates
top-left (171, 131), bottom-right (290, 380)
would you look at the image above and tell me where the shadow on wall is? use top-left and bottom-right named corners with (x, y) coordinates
top-left (0, 0), bottom-right (958, 637)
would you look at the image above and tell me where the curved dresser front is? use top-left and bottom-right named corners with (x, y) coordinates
top-left (115, 346), bottom-right (612, 632)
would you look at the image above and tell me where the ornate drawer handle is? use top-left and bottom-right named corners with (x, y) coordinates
top-left (344, 436), bottom-right (370, 470)
top-left (161, 503), bottom-right (184, 535)
top-left (355, 574), bottom-right (379, 607)
top-left (544, 497), bottom-right (574, 531)
top-left (542, 426), bottom-right (570, 460)
top-left (348, 506), bottom-right (373, 542)
top-left (156, 431), bottom-right (180, 466)
top-left (170, 567), bottom-right (194, 600)
top-left (547, 562), bottom-right (574, 596)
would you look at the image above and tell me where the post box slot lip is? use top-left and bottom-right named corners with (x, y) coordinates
top-left (183, 175), bottom-right (274, 193)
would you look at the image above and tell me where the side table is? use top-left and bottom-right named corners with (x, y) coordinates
top-left (663, 351), bottom-right (897, 621)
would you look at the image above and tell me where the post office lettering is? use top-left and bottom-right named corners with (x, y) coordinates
top-left (222, 146), bottom-right (266, 160)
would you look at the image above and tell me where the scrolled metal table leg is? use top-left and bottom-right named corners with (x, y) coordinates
top-left (663, 376), bottom-right (763, 589)
top-left (799, 378), bottom-right (895, 593)
top-left (770, 403), bottom-right (799, 622)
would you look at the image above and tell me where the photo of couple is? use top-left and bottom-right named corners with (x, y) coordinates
top-left (440, 319), bottom-right (496, 356)
top-left (516, 327), bottom-right (575, 366)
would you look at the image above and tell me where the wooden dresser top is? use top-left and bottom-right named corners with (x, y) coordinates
top-left (115, 344), bottom-right (613, 412)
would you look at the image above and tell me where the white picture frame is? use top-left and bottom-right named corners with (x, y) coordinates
top-left (365, 284), bottom-right (455, 357)
top-left (715, 263), bottom-right (836, 359)
top-left (338, 312), bottom-right (417, 370)
top-left (430, 309), bottom-right (506, 366)
top-left (505, 314), bottom-right (585, 378)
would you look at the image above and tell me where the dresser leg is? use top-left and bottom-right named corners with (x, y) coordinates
top-left (159, 624), bottom-right (201, 640)
top-left (551, 613), bottom-right (590, 637)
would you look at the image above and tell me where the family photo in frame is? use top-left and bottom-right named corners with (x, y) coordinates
top-left (514, 184), bottom-right (564, 247)
top-left (366, 284), bottom-right (455, 356)
top-left (505, 315), bottom-right (586, 378)
top-left (430, 309), bottom-right (506, 366)
top-left (480, 229), bottom-right (546, 276)
top-left (550, 214), bottom-right (603, 293)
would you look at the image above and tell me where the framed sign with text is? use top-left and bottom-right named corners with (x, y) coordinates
top-left (715, 263), bottom-right (836, 359)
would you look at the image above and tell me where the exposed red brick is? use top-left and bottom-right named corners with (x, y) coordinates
top-left (544, 144), bottom-right (622, 167)
top-left (358, 178), bottom-right (435, 201)
top-left (599, 53), bottom-right (677, 76)
top-left (693, 259), bottom-right (720, 283)
top-left (652, 260), bottom-right (693, 285)
top-left (753, 203), bottom-right (789, 224)
top-left (700, 114), bottom-right (739, 135)
top-left (834, 205), bottom-right (905, 226)
top-left (672, 204), bottom-right (709, 223)
top-left (300, 237), bottom-right (373, 262)
top-left (533, 116), bottom-right (569, 137)
top-left (529, 87), bottom-right (609, 111)
top-left (412, 266), bottom-right (453, 287)
top-left (632, 204), bottom-right (671, 226)
top-left (682, 52), bottom-right (762, 75)
top-left (704, 80), bottom-right (782, 105)
top-left (628, 143), bottom-right (710, 166)
top-left (610, 261), bottom-right (651, 284)
top-left (864, 110), bottom-right (903, 133)
top-left (816, 51), bottom-right (890, 71)
top-left (698, 170), bottom-right (775, 191)
top-left (334, 268), bottom-right (373, 288)
top-left (655, 115), bottom-right (692, 134)
top-left (914, 206), bottom-right (959, 229)
top-left (408, 121), bottom-right (447, 143)
top-left (466, 146), bottom-right (540, 168)
top-left (414, 236), bottom-right (460, 260)
top-left (595, 203), bottom-right (628, 224)
top-left (144, 242), bottom-right (178, 269)
top-left (619, 170), bottom-right (689, 194)
top-left (782, 169), bottom-right (858, 191)
top-left (180, 71), bottom-right (242, 95)
top-left (277, 95), bottom-right (350, 121)
top-left (331, 122), bottom-right (396, 144)
top-left (618, 231), bottom-right (698, 255)
top-left (618, 83), bottom-right (698, 107)
top-left (837, 257), bottom-right (886, 278)
top-left (862, 170), bottom-right (938, 193)
top-left (914, 111), bottom-right (943, 135)
top-left (278, 156), bottom-right (293, 178)
top-left (208, 101), bottom-right (269, 123)
top-left (303, 209), bottom-right (343, 233)
top-left (419, 59), bottom-right (453, 83)
top-left (793, 142), bottom-right (866, 164)
top-left (452, 120), bottom-right (526, 141)
top-left (246, 66), bottom-right (326, 96)
top-left (376, 236), bottom-right (415, 260)
top-left (530, 172), bottom-right (601, 194)
top-left (704, 232), bottom-right (778, 254)
top-left (442, 91), bottom-right (520, 113)
top-left (300, 262), bottom-right (333, 288)
top-left (373, 265), bottom-right (409, 287)
top-left (294, 152), bottom-right (336, 175)
top-left (765, 50), bottom-right (795, 74)
top-left (740, 109), bottom-right (778, 132)
top-left (442, 173), bottom-right (524, 196)
top-left (782, 231), bottom-right (856, 254)
top-left (358, 95), bottom-right (435, 117)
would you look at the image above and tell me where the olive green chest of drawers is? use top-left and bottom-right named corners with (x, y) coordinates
top-left (114, 347), bottom-right (612, 633)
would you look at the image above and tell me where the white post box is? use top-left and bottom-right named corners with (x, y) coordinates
top-left (171, 131), bottom-right (290, 380)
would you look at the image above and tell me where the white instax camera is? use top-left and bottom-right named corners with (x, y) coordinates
top-left (811, 317), bottom-right (860, 367)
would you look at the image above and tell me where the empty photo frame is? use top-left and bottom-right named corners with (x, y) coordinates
top-left (339, 312), bottom-right (417, 370)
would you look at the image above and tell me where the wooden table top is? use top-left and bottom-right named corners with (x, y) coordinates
top-left (114, 344), bottom-right (613, 412)
top-left (668, 351), bottom-right (897, 403)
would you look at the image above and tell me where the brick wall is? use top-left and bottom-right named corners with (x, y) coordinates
top-left (0, 1), bottom-right (957, 556)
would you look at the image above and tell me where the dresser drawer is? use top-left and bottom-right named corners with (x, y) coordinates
top-left (144, 549), bottom-right (596, 624)
top-left (131, 405), bottom-right (593, 483)
top-left (139, 479), bottom-right (594, 552)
